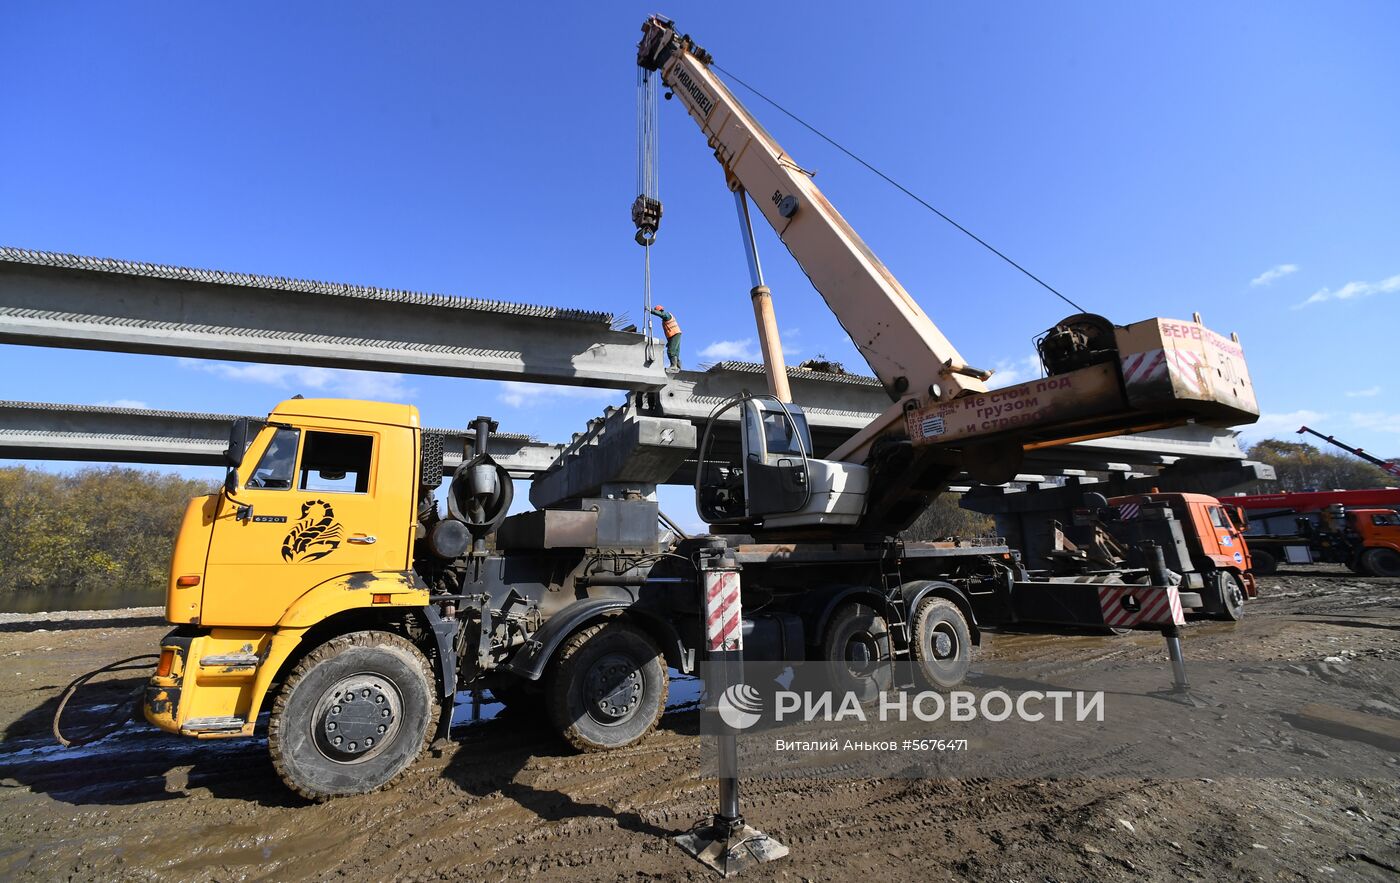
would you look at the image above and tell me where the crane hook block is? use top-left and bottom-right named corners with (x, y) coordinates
top-left (632, 195), bottom-right (663, 246)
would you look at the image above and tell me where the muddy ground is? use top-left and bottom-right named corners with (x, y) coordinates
top-left (2, 566), bottom-right (1398, 882)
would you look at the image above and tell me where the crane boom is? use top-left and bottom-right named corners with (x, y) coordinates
top-left (640, 17), bottom-right (1260, 533)
top-left (1298, 425), bottom-right (1400, 478)
top-left (638, 19), bottom-right (989, 416)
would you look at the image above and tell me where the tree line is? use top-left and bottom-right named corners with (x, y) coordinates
top-left (1243, 439), bottom-right (1396, 493)
top-left (0, 466), bottom-right (213, 592)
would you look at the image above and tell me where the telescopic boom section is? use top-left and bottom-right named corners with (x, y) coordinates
top-left (638, 17), bottom-right (991, 419)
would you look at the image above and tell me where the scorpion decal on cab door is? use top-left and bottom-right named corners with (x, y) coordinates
top-left (281, 500), bottom-right (344, 562)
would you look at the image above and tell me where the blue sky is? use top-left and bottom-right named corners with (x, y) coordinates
top-left (2, 2), bottom-right (1398, 520)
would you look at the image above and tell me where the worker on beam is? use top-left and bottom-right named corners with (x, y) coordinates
top-left (648, 304), bottom-right (682, 372)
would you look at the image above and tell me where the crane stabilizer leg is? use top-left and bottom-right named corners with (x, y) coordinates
top-left (675, 539), bottom-right (788, 876)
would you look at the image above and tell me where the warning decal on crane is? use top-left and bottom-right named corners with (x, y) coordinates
top-left (704, 570), bottom-right (743, 652)
top-left (1097, 585), bottom-right (1185, 629)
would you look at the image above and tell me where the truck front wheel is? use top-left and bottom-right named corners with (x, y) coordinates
top-left (1360, 547), bottom-right (1400, 578)
top-left (1211, 571), bottom-right (1245, 621)
top-left (545, 621), bottom-right (667, 752)
top-left (268, 631), bottom-right (434, 801)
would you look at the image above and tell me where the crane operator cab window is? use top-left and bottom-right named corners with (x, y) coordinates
top-left (740, 399), bottom-right (812, 518)
top-left (696, 395), bottom-right (868, 529)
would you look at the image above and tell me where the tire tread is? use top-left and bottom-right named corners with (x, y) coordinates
top-left (267, 630), bottom-right (434, 801)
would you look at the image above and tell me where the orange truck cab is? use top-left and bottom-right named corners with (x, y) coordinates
top-left (1105, 492), bottom-right (1256, 620)
top-left (1344, 509), bottom-right (1400, 577)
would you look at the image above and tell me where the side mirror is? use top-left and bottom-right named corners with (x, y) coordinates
top-left (224, 468), bottom-right (240, 496)
top-left (224, 417), bottom-right (250, 468)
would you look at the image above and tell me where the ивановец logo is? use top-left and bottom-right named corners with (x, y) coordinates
top-left (717, 683), bottom-right (764, 730)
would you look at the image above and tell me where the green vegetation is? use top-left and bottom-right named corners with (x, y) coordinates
top-left (1244, 439), bottom-right (1396, 493)
top-left (904, 493), bottom-right (996, 542)
top-left (0, 466), bottom-right (212, 592)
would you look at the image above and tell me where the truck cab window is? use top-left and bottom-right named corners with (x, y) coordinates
top-left (1373, 513), bottom-right (1400, 527)
top-left (299, 431), bottom-right (373, 493)
top-left (246, 427), bottom-right (299, 489)
top-left (1208, 507), bottom-right (1230, 529)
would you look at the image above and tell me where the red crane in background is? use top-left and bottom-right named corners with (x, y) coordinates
top-left (1298, 425), bottom-right (1400, 479)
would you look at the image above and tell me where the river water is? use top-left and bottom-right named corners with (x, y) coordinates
top-left (0, 586), bottom-right (164, 614)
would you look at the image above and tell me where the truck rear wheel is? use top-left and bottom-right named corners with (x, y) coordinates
top-left (268, 631), bottom-right (434, 801)
top-left (545, 620), bottom-right (667, 752)
top-left (822, 602), bottom-right (894, 701)
top-left (1210, 571), bottom-right (1245, 621)
top-left (1251, 549), bottom-right (1278, 576)
top-left (910, 597), bottom-right (972, 689)
top-left (1360, 547), bottom-right (1400, 578)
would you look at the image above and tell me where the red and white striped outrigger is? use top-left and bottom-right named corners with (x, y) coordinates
top-left (1098, 584), bottom-right (1186, 629)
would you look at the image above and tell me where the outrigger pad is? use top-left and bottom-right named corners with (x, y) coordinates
top-left (675, 818), bottom-right (788, 877)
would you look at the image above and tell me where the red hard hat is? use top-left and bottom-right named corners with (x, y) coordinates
top-left (653, 305), bottom-right (664, 311)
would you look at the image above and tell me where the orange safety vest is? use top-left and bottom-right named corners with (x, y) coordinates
top-left (662, 314), bottom-right (681, 338)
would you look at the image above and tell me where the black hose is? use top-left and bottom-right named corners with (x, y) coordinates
top-left (51, 654), bottom-right (159, 748)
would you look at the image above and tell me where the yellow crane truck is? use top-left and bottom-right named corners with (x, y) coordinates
top-left (139, 18), bottom-right (1260, 799)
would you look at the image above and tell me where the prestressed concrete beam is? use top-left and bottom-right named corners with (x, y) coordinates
top-left (0, 401), bottom-right (563, 478)
top-left (0, 248), bottom-right (664, 390)
top-left (0, 248), bottom-right (900, 430)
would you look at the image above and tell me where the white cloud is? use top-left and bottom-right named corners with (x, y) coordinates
top-left (699, 338), bottom-right (762, 362)
top-left (1250, 263), bottom-right (1298, 287)
top-left (1350, 411), bottom-right (1400, 435)
top-left (989, 354), bottom-right (1043, 388)
top-left (178, 359), bottom-right (415, 400)
top-left (1238, 409), bottom-right (1329, 442)
top-left (96, 399), bottom-right (150, 409)
top-left (1295, 272), bottom-right (1400, 308)
top-left (496, 381), bottom-right (620, 409)
top-left (1346, 386), bottom-right (1383, 398)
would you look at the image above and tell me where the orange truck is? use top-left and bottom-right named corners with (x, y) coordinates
top-left (1229, 489), bottom-right (1400, 578)
top-left (1060, 492), bottom-right (1257, 620)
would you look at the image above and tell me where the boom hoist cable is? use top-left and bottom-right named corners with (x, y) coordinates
top-left (711, 62), bottom-right (1089, 316)
top-left (633, 65), bottom-right (663, 365)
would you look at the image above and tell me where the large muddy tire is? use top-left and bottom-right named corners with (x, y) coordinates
top-left (1360, 547), bottom-right (1400, 578)
top-left (821, 602), bottom-right (894, 702)
top-left (268, 631), bottom-right (434, 801)
top-left (910, 597), bottom-right (972, 689)
top-left (1251, 548), bottom-right (1278, 576)
top-left (1210, 571), bottom-right (1245, 621)
top-left (545, 620), bottom-right (667, 752)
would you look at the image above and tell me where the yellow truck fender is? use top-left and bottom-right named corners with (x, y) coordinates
top-left (278, 570), bottom-right (430, 629)
top-left (239, 571), bottom-right (431, 731)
